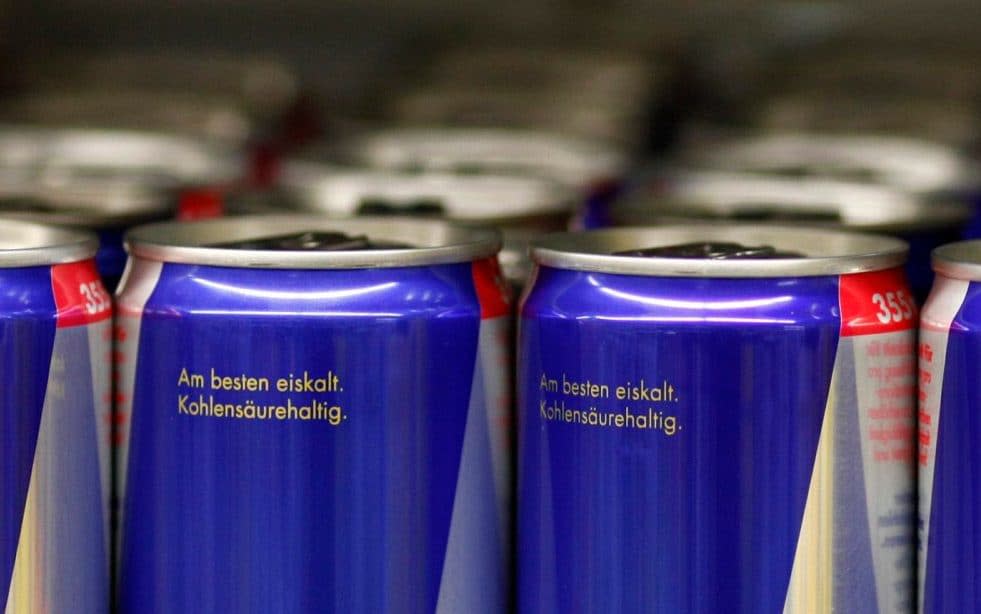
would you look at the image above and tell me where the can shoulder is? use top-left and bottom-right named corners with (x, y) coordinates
top-left (121, 261), bottom-right (484, 319)
top-left (521, 266), bottom-right (842, 324)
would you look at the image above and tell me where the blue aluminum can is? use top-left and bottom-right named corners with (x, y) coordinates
top-left (918, 241), bottom-right (981, 612)
top-left (115, 216), bottom-right (511, 613)
top-left (0, 220), bottom-right (112, 613)
top-left (518, 226), bottom-right (917, 613)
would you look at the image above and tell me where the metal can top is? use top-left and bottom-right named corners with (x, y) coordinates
top-left (281, 161), bottom-right (574, 225)
top-left (126, 215), bottom-right (501, 269)
top-left (684, 132), bottom-right (975, 195)
top-left (334, 127), bottom-right (628, 189)
top-left (0, 90), bottom-right (255, 146)
top-left (0, 125), bottom-right (241, 190)
top-left (531, 225), bottom-right (907, 277)
top-left (613, 171), bottom-right (971, 234)
top-left (0, 180), bottom-right (171, 229)
top-left (0, 218), bottom-right (98, 267)
top-left (932, 241), bottom-right (981, 281)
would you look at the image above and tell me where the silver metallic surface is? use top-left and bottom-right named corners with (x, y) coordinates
top-left (336, 127), bottom-right (628, 188)
top-left (0, 182), bottom-right (171, 229)
top-left (932, 241), bottom-right (981, 281)
top-left (126, 215), bottom-right (501, 269)
top-left (0, 126), bottom-right (241, 191)
top-left (686, 132), bottom-right (976, 195)
top-left (613, 171), bottom-right (971, 233)
top-left (281, 161), bottom-right (574, 226)
top-left (532, 225), bottom-right (908, 277)
top-left (0, 218), bottom-right (98, 266)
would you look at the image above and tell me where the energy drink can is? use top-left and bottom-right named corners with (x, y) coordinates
top-left (0, 220), bottom-right (112, 612)
top-left (918, 240), bottom-right (981, 612)
top-left (610, 171), bottom-right (971, 302)
top-left (518, 226), bottom-right (917, 613)
top-left (116, 216), bottom-right (511, 613)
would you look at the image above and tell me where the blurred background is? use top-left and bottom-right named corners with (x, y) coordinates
top-left (1, 0), bottom-right (980, 296)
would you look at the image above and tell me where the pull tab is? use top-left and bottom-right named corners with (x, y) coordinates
top-left (209, 231), bottom-right (412, 251)
top-left (357, 198), bottom-right (446, 217)
top-left (614, 241), bottom-right (804, 259)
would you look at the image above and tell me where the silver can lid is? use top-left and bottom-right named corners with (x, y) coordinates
top-left (126, 215), bottom-right (501, 269)
top-left (0, 218), bottom-right (98, 267)
top-left (532, 225), bottom-right (907, 277)
top-left (281, 161), bottom-right (574, 226)
top-left (613, 171), bottom-right (971, 233)
top-left (685, 132), bottom-right (975, 195)
top-left (335, 127), bottom-right (628, 189)
top-left (0, 89), bottom-right (255, 146)
top-left (0, 180), bottom-right (171, 229)
top-left (0, 125), bottom-right (241, 190)
top-left (932, 241), bottom-right (981, 281)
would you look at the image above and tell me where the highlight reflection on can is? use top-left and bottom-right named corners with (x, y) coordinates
top-left (518, 226), bottom-right (917, 613)
top-left (115, 216), bottom-right (511, 613)
top-left (918, 240), bottom-right (981, 613)
top-left (0, 220), bottom-right (112, 613)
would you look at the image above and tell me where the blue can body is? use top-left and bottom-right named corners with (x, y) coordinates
top-left (0, 258), bottom-right (112, 613)
top-left (116, 251), bottom-right (510, 613)
top-left (918, 270), bottom-right (981, 612)
top-left (519, 262), bottom-right (916, 613)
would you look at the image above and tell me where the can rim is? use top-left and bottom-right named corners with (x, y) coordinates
top-left (531, 225), bottom-right (908, 277)
top-left (0, 124), bottom-right (242, 186)
top-left (125, 215), bottom-right (502, 268)
top-left (0, 218), bottom-right (99, 266)
top-left (338, 126), bottom-right (628, 188)
top-left (0, 182), bottom-right (172, 229)
top-left (280, 161), bottom-right (575, 224)
top-left (932, 241), bottom-right (981, 280)
top-left (613, 171), bottom-right (973, 234)
top-left (686, 132), bottom-right (975, 195)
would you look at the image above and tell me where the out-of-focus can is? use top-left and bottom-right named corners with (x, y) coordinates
top-left (519, 226), bottom-right (917, 613)
top-left (0, 125), bottom-right (241, 192)
top-left (917, 240), bottom-right (981, 612)
top-left (682, 132), bottom-right (976, 198)
top-left (0, 220), bottom-right (112, 612)
top-left (332, 126), bottom-right (628, 194)
top-left (116, 216), bottom-right (512, 613)
top-left (281, 162), bottom-right (575, 289)
top-left (281, 161), bottom-right (573, 227)
top-left (611, 171), bottom-right (972, 301)
top-left (331, 126), bottom-right (630, 231)
top-left (0, 184), bottom-right (172, 289)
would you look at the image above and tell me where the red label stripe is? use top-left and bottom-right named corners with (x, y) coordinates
top-left (471, 257), bottom-right (512, 320)
top-left (51, 260), bottom-right (113, 328)
top-left (839, 268), bottom-right (917, 337)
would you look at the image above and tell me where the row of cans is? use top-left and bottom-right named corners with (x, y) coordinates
top-left (3, 214), bottom-right (980, 612)
top-left (6, 123), bottom-right (981, 304)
